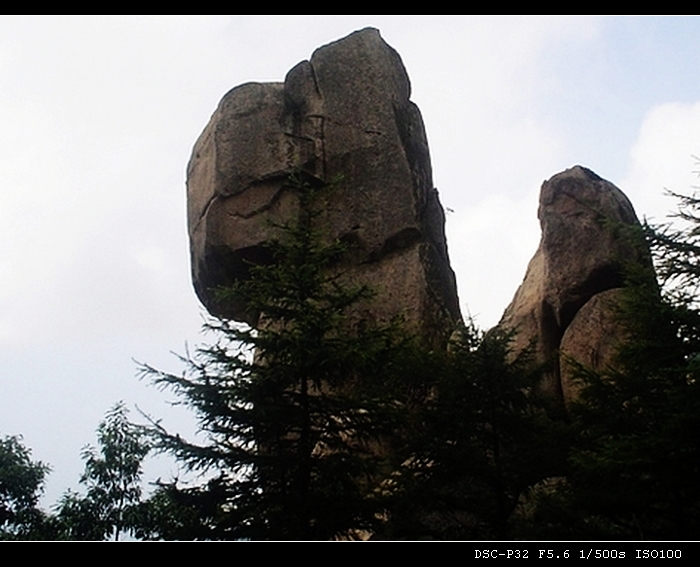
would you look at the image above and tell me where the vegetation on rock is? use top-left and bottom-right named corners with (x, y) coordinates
top-left (8, 180), bottom-right (700, 540)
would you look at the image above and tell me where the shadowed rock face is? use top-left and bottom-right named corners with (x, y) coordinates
top-left (187, 28), bottom-right (461, 342)
top-left (499, 166), bottom-right (655, 403)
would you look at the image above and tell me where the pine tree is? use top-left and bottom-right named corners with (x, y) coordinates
top-left (560, 189), bottom-right (700, 539)
top-left (386, 323), bottom-right (565, 540)
top-left (140, 174), bottom-right (412, 540)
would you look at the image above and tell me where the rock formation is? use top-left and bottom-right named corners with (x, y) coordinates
top-left (499, 166), bottom-right (655, 404)
top-left (187, 28), bottom-right (461, 342)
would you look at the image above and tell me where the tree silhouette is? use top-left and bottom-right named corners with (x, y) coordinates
top-left (140, 175), bottom-right (412, 540)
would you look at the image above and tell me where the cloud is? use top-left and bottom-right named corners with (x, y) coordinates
top-left (621, 101), bottom-right (700, 225)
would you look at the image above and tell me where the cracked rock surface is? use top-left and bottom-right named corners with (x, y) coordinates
top-left (187, 28), bottom-right (461, 342)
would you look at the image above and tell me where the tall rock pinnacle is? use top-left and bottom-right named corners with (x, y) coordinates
top-left (187, 28), bottom-right (461, 342)
top-left (499, 166), bottom-right (656, 404)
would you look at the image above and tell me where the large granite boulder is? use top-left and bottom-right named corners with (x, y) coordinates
top-left (187, 28), bottom-right (461, 342)
top-left (499, 166), bottom-right (655, 402)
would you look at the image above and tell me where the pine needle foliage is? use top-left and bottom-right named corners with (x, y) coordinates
top-left (386, 323), bottom-right (564, 540)
top-left (140, 174), bottom-right (412, 540)
top-left (562, 189), bottom-right (700, 540)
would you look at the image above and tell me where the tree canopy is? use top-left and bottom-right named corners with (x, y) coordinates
top-left (509, 188), bottom-right (700, 540)
top-left (54, 402), bottom-right (151, 541)
top-left (9, 178), bottom-right (700, 540)
top-left (139, 175), bottom-right (415, 540)
top-left (0, 435), bottom-right (50, 540)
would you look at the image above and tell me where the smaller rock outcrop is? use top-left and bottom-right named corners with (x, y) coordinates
top-left (499, 166), bottom-right (655, 403)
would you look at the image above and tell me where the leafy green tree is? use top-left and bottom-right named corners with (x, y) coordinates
top-left (55, 402), bottom-right (151, 540)
top-left (0, 435), bottom-right (50, 540)
top-left (140, 175), bottom-right (412, 540)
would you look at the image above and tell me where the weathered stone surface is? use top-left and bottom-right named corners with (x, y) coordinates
top-left (559, 288), bottom-right (627, 405)
top-left (187, 28), bottom-right (461, 340)
top-left (499, 166), bottom-right (654, 401)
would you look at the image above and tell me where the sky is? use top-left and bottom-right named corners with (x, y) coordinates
top-left (2, 16), bottom-right (700, 506)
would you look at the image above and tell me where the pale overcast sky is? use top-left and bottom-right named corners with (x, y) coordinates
top-left (2, 16), bottom-right (700, 505)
